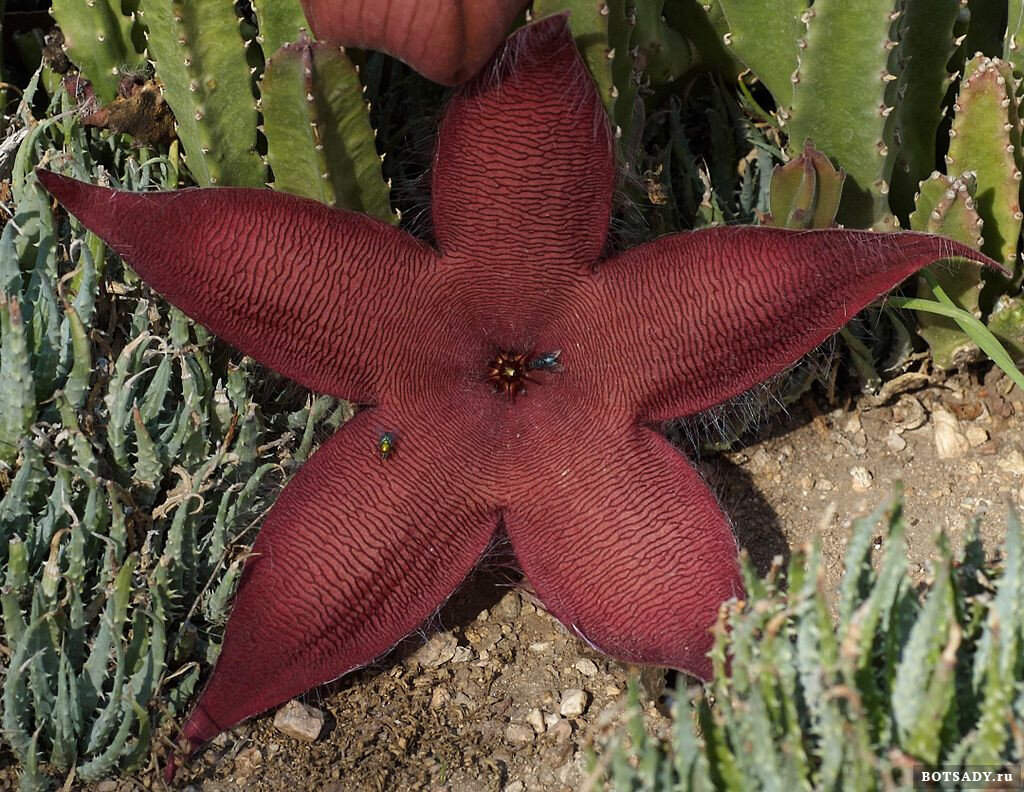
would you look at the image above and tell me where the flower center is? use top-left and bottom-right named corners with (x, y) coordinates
top-left (487, 350), bottom-right (534, 400)
top-left (486, 349), bottom-right (561, 401)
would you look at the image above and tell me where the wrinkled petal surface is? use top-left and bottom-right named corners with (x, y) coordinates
top-left (575, 227), bottom-right (1004, 422)
top-left (432, 15), bottom-right (614, 268)
top-left (182, 405), bottom-right (500, 750)
top-left (301, 0), bottom-right (529, 85)
top-left (504, 414), bottom-right (742, 680)
top-left (36, 171), bottom-right (437, 403)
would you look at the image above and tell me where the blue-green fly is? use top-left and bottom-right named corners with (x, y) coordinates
top-left (528, 350), bottom-right (562, 371)
top-left (377, 431), bottom-right (396, 461)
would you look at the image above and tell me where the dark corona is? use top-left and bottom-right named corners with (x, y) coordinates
top-left (486, 350), bottom-right (537, 401)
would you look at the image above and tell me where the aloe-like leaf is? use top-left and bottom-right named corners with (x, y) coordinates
top-left (261, 37), bottom-right (395, 219)
top-left (252, 0), bottom-right (312, 57)
top-left (56, 393), bottom-right (97, 475)
top-left (1008, 0), bottom-right (1024, 64)
top-left (662, 0), bottom-right (741, 79)
top-left (632, 0), bottom-right (694, 84)
top-left (787, 0), bottom-right (899, 229)
top-left (138, 353), bottom-right (173, 424)
top-left (910, 172), bottom-right (985, 368)
top-left (77, 691), bottom-right (137, 782)
top-left (131, 404), bottom-right (162, 487)
top-left (137, 0), bottom-right (265, 187)
top-left (766, 140), bottom-right (845, 228)
top-left (49, 651), bottom-right (79, 767)
top-left (672, 687), bottom-right (714, 790)
top-left (1, 538), bottom-right (29, 643)
top-left (0, 295), bottom-right (36, 465)
top-left (988, 294), bottom-right (1024, 361)
top-left (62, 302), bottom-right (91, 410)
top-left (947, 55), bottom-right (1024, 274)
top-left (3, 615), bottom-right (48, 763)
top-left (892, 539), bottom-right (955, 762)
top-left (713, 0), bottom-right (803, 107)
top-left (50, 0), bottom-right (143, 102)
top-left (887, 0), bottom-right (962, 220)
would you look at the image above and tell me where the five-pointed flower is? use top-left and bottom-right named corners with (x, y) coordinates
top-left (38, 16), bottom-right (997, 767)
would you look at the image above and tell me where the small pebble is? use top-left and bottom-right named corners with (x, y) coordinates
top-left (559, 688), bottom-right (588, 718)
top-left (965, 425), bottom-right (989, 448)
top-left (815, 478), bottom-right (835, 492)
top-left (933, 409), bottom-right (969, 459)
top-left (273, 699), bottom-right (325, 742)
top-left (96, 782), bottom-right (118, 792)
top-left (542, 743), bottom-right (574, 769)
top-left (430, 686), bottom-right (451, 710)
top-left (233, 746), bottom-right (263, 776)
top-left (549, 719), bottom-right (573, 744)
top-left (574, 659), bottom-right (599, 677)
top-left (505, 723), bottom-right (535, 744)
top-left (894, 395), bottom-right (927, 430)
top-left (412, 633), bottom-right (457, 668)
top-left (997, 449), bottom-right (1024, 476)
top-left (504, 782), bottom-right (526, 792)
top-left (885, 430), bottom-right (906, 452)
top-left (543, 712), bottom-right (561, 729)
top-left (849, 466), bottom-right (873, 492)
top-left (495, 591), bottom-right (522, 620)
top-left (527, 708), bottom-right (546, 734)
top-left (529, 641), bottom-right (552, 653)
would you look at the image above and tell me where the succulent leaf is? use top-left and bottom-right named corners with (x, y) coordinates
top-left (661, 0), bottom-right (742, 80)
top-left (886, 0), bottom-right (963, 221)
top-left (766, 140), bottom-right (846, 229)
top-left (137, 0), bottom-right (264, 187)
top-left (787, 0), bottom-right (900, 230)
top-left (0, 295), bottom-right (36, 466)
top-left (260, 37), bottom-right (395, 220)
top-left (713, 0), bottom-right (804, 107)
top-left (988, 294), bottom-right (1024, 361)
top-left (50, 0), bottom-right (143, 103)
top-left (251, 0), bottom-right (312, 57)
top-left (946, 55), bottom-right (1024, 274)
top-left (632, 0), bottom-right (694, 84)
top-left (1008, 0), bottom-right (1024, 64)
top-left (910, 172), bottom-right (986, 367)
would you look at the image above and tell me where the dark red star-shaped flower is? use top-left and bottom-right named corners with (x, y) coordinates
top-left (38, 16), bottom-right (997, 771)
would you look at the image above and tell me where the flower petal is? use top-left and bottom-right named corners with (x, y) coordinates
top-left (581, 227), bottom-right (1003, 422)
top-left (36, 170), bottom-right (437, 403)
top-left (180, 406), bottom-right (500, 752)
top-left (431, 15), bottom-right (615, 268)
top-left (504, 422), bottom-right (743, 680)
top-left (301, 0), bottom-right (529, 86)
